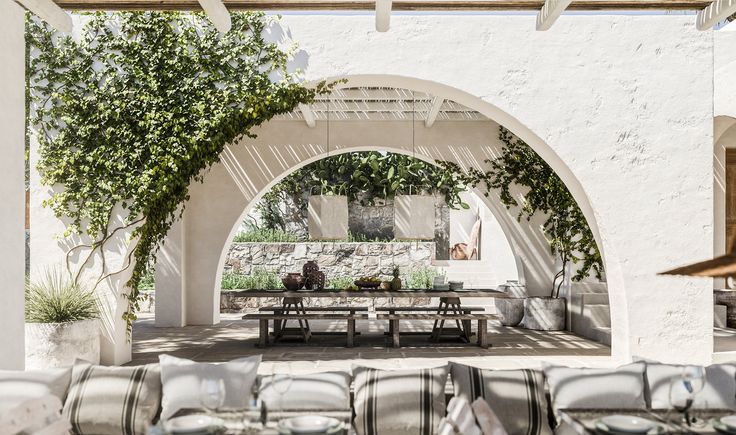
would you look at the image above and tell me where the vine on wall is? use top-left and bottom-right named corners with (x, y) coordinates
top-left (27, 11), bottom-right (330, 332)
top-left (449, 127), bottom-right (604, 296)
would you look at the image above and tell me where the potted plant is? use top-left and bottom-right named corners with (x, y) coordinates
top-left (25, 267), bottom-right (100, 369)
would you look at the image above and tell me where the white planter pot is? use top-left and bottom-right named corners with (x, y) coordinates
top-left (523, 297), bottom-right (566, 331)
top-left (25, 319), bottom-right (100, 369)
top-left (494, 297), bottom-right (525, 326)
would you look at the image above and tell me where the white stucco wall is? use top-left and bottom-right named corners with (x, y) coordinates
top-left (29, 13), bottom-right (717, 365)
top-left (0, 0), bottom-right (27, 370)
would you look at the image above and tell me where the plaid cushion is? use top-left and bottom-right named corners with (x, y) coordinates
top-left (353, 365), bottom-right (447, 435)
top-left (62, 362), bottom-right (161, 435)
top-left (450, 363), bottom-right (552, 435)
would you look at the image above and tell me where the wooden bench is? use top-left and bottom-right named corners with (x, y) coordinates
top-left (374, 313), bottom-right (499, 348)
top-left (242, 313), bottom-right (368, 348)
top-left (375, 305), bottom-right (486, 341)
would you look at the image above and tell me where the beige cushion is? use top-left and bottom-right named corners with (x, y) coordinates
top-left (353, 365), bottom-right (448, 435)
top-left (159, 354), bottom-right (261, 420)
top-left (259, 371), bottom-right (351, 411)
top-left (450, 363), bottom-right (552, 435)
top-left (0, 368), bottom-right (72, 414)
top-left (543, 362), bottom-right (647, 413)
top-left (645, 363), bottom-right (736, 409)
top-left (62, 361), bottom-right (161, 435)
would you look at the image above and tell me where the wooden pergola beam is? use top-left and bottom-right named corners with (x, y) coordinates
top-left (696, 0), bottom-right (736, 30)
top-left (298, 103), bottom-right (316, 128)
top-left (536, 0), bottom-right (573, 30)
top-left (52, 0), bottom-right (713, 11)
top-left (16, 0), bottom-right (72, 32)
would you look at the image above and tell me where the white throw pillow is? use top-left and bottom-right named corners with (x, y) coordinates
top-left (543, 362), bottom-right (647, 413)
top-left (645, 363), bottom-right (736, 409)
top-left (259, 371), bottom-right (351, 411)
top-left (159, 354), bottom-right (261, 420)
top-left (0, 368), bottom-right (72, 413)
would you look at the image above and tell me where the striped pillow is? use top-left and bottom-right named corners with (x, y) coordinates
top-left (62, 362), bottom-right (161, 435)
top-left (353, 365), bottom-right (448, 435)
top-left (450, 363), bottom-right (552, 435)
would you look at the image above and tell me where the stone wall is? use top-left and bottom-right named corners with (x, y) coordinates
top-left (225, 241), bottom-right (435, 279)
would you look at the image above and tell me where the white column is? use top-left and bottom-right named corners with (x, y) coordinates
top-left (0, 0), bottom-right (27, 370)
top-left (155, 216), bottom-right (187, 327)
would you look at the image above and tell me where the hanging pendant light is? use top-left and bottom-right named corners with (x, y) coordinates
top-left (394, 91), bottom-right (435, 240)
top-left (308, 94), bottom-right (349, 240)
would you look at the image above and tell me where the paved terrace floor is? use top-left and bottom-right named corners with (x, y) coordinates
top-left (131, 313), bottom-right (613, 373)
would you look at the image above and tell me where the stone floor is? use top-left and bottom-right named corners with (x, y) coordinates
top-left (131, 313), bottom-right (613, 373)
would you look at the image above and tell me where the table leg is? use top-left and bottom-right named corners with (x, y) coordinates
top-left (431, 299), bottom-right (445, 339)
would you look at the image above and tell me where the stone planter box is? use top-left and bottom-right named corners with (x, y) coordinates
top-left (523, 297), bottom-right (566, 331)
top-left (25, 319), bottom-right (100, 369)
top-left (494, 297), bottom-right (525, 326)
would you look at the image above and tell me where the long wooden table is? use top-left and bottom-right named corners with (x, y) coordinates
top-left (236, 288), bottom-right (505, 346)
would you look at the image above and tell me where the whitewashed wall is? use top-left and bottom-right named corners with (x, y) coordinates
top-left (29, 13), bottom-right (722, 365)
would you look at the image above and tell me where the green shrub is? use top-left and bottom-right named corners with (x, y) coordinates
top-left (221, 268), bottom-right (284, 290)
top-left (138, 270), bottom-right (155, 291)
top-left (404, 266), bottom-right (438, 289)
top-left (25, 268), bottom-right (99, 323)
top-left (233, 228), bottom-right (301, 243)
top-left (326, 276), bottom-right (355, 289)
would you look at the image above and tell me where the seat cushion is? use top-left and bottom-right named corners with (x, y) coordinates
top-left (61, 361), bottom-right (161, 435)
top-left (159, 354), bottom-right (261, 420)
top-left (543, 362), bottom-right (647, 413)
top-left (0, 367), bottom-right (72, 414)
top-left (645, 363), bottom-right (736, 409)
top-left (352, 365), bottom-right (448, 435)
top-left (450, 363), bottom-right (552, 435)
top-left (259, 371), bottom-right (351, 411)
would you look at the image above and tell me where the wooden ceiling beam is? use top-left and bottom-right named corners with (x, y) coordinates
top-left (375, 0), bottom-right (392, 31)
top-left (51, 0), bottom-right (713, 12)
top-left (536, 0), bottom-right (573, 30)
top-left (696, 0), bottom-right (736, 30)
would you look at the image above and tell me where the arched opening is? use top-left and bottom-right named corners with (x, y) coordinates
top-left (147, 75), bottom-right (615, 362)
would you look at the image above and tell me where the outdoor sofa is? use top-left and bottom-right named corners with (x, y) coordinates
top-left (1, 355), bottom-right (735, 435)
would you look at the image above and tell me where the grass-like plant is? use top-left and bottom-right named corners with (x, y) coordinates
top-left (326, 276), bottom-right (355, 289)
top-left (233, 228), bottom-right (300, 243)
top-left (404, 266), bottom-right (438, 289)
top-left (221, 268), bottom-right (284, 290)
top-left (25, 268), bottom-right (99, 323)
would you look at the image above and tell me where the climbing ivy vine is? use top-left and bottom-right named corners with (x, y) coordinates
top-left (27, 11), bottom-right (331, 332)
top-left (442, 127), bottom-right (604, 297)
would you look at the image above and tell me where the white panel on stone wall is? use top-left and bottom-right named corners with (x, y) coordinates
top-left (394, 195), bottom-right (435, 240)
top-left (308, 195), bottom-right (349, 240)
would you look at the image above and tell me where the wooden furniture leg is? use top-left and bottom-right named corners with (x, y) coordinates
top-left (478, 319), bottom-right (489, 348)
top-left (431, 298), bottom-right (446, 339)
top-left (347, 318), bottom-right (355, 348)
top-left (391, 319), bottom-right (400, 348)
top-left (259, 319), bottom-right (269, 348)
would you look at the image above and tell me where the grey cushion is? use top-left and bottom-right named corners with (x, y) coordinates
top-left (159, 354), bottom-right (261, 420)
top-left (645, 363), bottom-right (736, 409)
top-left (62, 361), bottom-right (161, 435)
top-left (259, 371), bottom-right (351, 411)
top-left (543, 362), bottom-right (647, 413)
top-left (450, 362), bottom-right (552, 435)
top-left (353, 365), bottom-right (448, 435)
top-left (0, 367), bottom-right (72, 414)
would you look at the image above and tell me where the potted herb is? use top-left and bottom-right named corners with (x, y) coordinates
top-left (25, 268), bottom-right (100, 369)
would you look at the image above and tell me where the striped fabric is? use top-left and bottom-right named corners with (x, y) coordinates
top-left (62, 362), bottom-right (161, 435)
top-left (353, 365), bottom-right (448, 435)
top-left (450, 363), bottom-right (552, 435)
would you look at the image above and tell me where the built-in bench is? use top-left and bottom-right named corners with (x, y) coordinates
top-left (375, 306), bottom-right (487, 342)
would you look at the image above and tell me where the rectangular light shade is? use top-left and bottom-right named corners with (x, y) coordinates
top-left (394, 195), bottom-right (435, 240)
top-left (308, 195), bottom-right (349, 240)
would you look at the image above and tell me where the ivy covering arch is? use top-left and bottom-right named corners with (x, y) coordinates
top-left (27, 11), bottom-right (331, 331)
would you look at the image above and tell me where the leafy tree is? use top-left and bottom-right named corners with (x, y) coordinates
top-left (463, 127), bottom-right (603, 297)
top-left (255, 151), bottom-right (472, 230)
top-left (27, 11), bottom-right (331, 332)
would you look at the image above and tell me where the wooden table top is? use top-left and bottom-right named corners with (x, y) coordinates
top-left (229, 289), bottom-right (506, 298)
